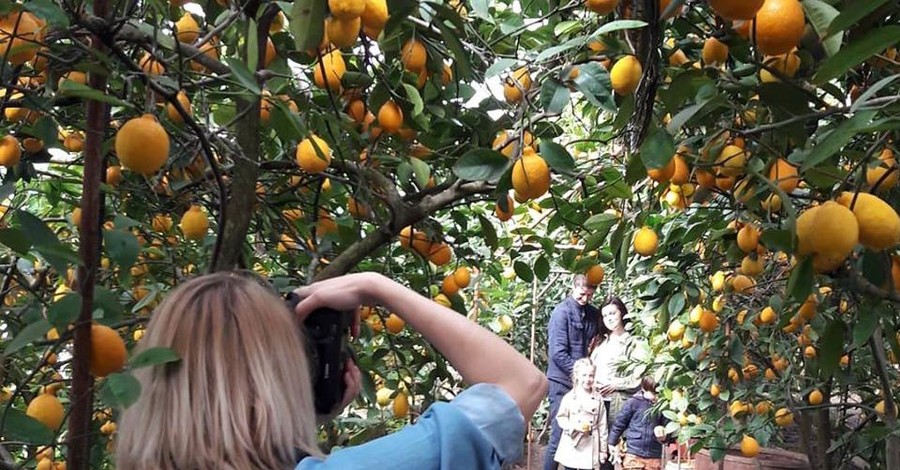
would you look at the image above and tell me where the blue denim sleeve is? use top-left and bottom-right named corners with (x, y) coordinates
top-left (296, 384), bottom-right (525, 470)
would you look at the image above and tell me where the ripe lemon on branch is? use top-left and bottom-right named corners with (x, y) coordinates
top-left (511, 150), bottom-right (550, 199)
top-left (610, 56), bottom-right (641, 95)
top-left (180, 205), bottom-right (210, 241)
top-left (296, 134), bottom-right (332, 174)
top-left (27, 393), bottom-right (65, 430)
top-left (115, 114), bottom-right (170, 175)
top-left (753, 0), bottom-right (805, 55)
top-left (836, 192), bottom-right (900, 251)
top-left (90, 324), bottom-right (127, 377)
top-left (633, 226), bottom-right (658, 256)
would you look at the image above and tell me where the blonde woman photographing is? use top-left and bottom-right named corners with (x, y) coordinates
top-left (116, 272), bottom-right (547, 469)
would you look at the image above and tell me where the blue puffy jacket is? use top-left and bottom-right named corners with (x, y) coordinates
top-left (608, 393), bottom-right (665, 459)
top-left (546, 297), bottom-right (598, 388)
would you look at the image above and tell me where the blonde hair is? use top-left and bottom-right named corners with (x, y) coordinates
top-left (116, 272), bottom-right (322, 469)
top-left (572, 358), bottom-right (594, 384)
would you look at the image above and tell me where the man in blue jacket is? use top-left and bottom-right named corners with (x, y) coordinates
top-left (544, 274), bottom-right (598, 470)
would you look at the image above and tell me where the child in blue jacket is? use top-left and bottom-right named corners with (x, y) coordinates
top-left (607, 376), bottom-right (667, 469)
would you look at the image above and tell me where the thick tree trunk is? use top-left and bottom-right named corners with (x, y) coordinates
top-left (627, 0), bottom-right (662, 151)
top-left (68, 0), bottom-right (110, 467)
top-left (209, 95), bottom-right (259, 272)
top-left (210, 18), bottom-right (268, 272)
top-left (870, 329), bottom-right (900, 468)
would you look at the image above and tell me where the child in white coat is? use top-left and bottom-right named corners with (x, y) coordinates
top-left (554, 358), bottom-right (608, 470)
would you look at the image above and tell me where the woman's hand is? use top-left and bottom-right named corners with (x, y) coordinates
top-left (594, 383), bottom-right (616, 396)
top-left (316, 359), bottom-right (362, 423)
top-left (292, 273), bottom-right (389, 337)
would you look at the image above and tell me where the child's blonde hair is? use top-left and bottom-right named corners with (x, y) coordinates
top-left (116, 272), bottom-right (322, 469)
top-left (572, 357), bottom-right (594, 384)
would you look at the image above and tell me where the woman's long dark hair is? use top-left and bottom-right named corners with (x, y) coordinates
top-left (589, 296), bottom-right (629, 353)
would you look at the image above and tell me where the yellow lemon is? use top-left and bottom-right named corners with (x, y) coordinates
top-left (610, 56), bottom-right (642, 95)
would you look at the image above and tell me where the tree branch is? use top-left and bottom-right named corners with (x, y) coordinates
top-left (314, 180), bottom-right (494, 281)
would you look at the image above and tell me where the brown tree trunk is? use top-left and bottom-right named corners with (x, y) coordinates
top-left (210, 18), bottom-right (268, 272)
top-left (627, 0), bottom-right (662, 151)
top-left (67, 0), bottom-right (110, 467)
top-left (870, 329), bottom-right (900, 468)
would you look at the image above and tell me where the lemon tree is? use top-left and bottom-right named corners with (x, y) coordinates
top-left (0, 0), bottom-right (899, 467)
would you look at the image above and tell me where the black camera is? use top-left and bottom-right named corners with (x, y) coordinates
top-left (285, 292), bottom-right (354, 415)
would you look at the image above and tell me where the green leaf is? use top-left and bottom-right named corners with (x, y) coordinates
top-left (103, 229), bottom-right (140, 271)
top-left (540, 78), bottom-right (570, 114)
top-left (584, 213), bottom-right (618, 232)
top-left (15, 210), bottom-right (59, 247)
top-left (113, 215), bottom-right (143, 229)
top-left (639, 128), bottom-right (675, 170)
top-left (861, 250), bottom-right (890, 288)
top-left (23, 0), bottom-right (69, 28)
top-left (535, 36), bottom-right (587, 62)
top-left (485, 58), bottom-right (517, 79)
top-left (433, 20), bottom-right (473, 81)
top-left (760, 230), bottom-right (793, 253)
top-left (130, 347), bottom-right (181, 369)
top-left (852, 308), bottom-right (880, 348)
top-left (58, 81), bottom-right (134, 108)
top-left (270, 100), bottom-right (304, 141)
top-left (852, 74), bottom-right (900, 112)
top-left (34, 244), bottom-right (82, 276)
top-left (247, 18), bottom-right (259, 71)
top-left (477, 214), bottom-right (498, 251)
top-left (802, 0), bottom-right (842, 57)
top-left (813, 26), bottom-right (900, 84)
top-left (534, 256), bottom-right (550, 281)
top-left (0, 408), bottom-right (55, 444)
top-left (539, 141), bottom-right (576, 175)
top-left (93, 286), bottom-right (125, 322)
top-left (26, 116), bottom-right (59, 148)
top-left (0, 227), bottom-right (31, 253)
top-left (48, 293), bottom-right (82, 332)
top-left (409, 157), bottom-right (431, 189)
top-left (796, 111), bottom-right (875, 171)
top-left (3, 319), bottom-right (50, 356)
top-left (290, 0), bottom-right (326, 51)
top-left (668, 292), bottom-right (685, 316)
top-left (213, 102), bottom-right (237, 126)
top-left (820, 321), bottom-right (846, 377)
top-left (826, 0), bottom-right (891, 37)
top-left (583, 228), bottom-right (609, 252)
top-left (513, 260), bottom-right (533, 283)
top-left (99, 372), bottom-right (142, 409)
top-left (470, 0), bottom-right (489, 19)
top-left (453, 149), bottom-right (509, 182)
top-left (590, 19), bottom-right (647, 37)
top-left (224, 58), bottom-right (261, 95)
top-left (572, 63), bottom-right (614, 111)
top-left (728, 333), bottom-right (744, 364)
top-left (786, 257), bottom-right (813, 302)
top-left (402, 84), bottom-right (425, 117)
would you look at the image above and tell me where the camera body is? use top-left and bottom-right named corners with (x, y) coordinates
top-left (285, 292), bottom-right (353, 415)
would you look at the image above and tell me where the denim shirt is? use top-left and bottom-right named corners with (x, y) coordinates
top-left (296, 384), bottom-right (525, 470)
top-left (546, 297), bottom-right (598, 388)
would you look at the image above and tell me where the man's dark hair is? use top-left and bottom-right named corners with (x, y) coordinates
top-left (641, 376), bottom-right (656, 392)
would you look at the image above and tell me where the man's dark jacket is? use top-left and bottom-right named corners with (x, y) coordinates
top-left (608, 392), bottom-right (666, 458)
top-left (546, 296), bottom-right (598, 388)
